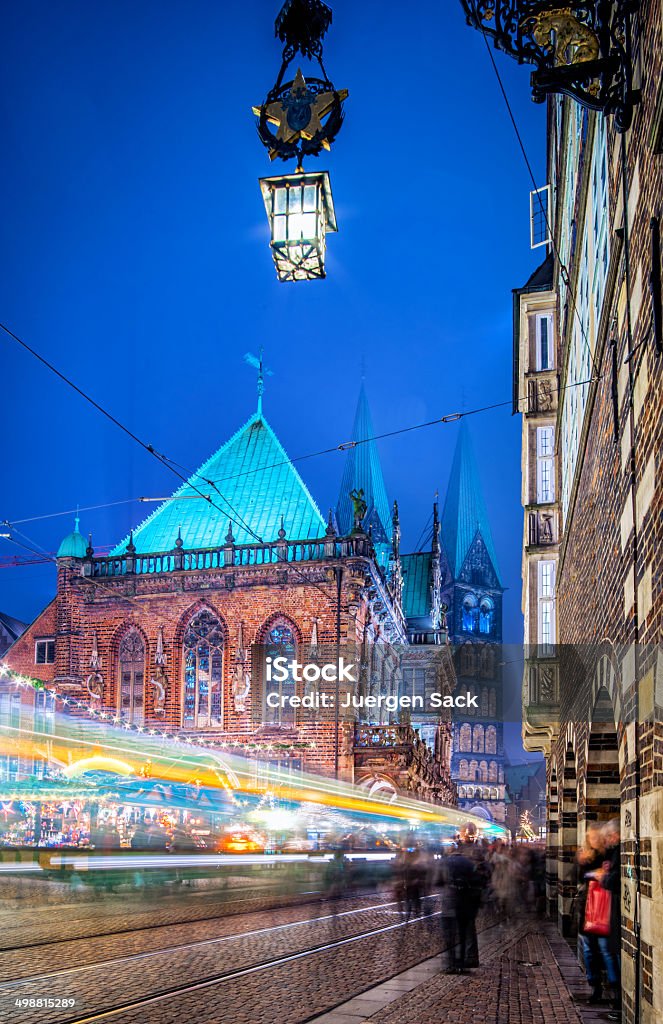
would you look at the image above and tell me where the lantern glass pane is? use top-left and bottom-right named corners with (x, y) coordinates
top-left (274, 188), bottom-right (287, 215)
top-left (301, 212), bottom-right (317, 239)
top-left (288, 187), bottom-right (302, 214)
top-left (303, 185), bottom-right (317, 212)
top-left (273, 215), bottom-right (287, 241)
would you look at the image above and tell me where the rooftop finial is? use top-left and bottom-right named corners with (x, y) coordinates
top-left (244, 347), bottom-right (274, 417)
top-left (75, 504), bottom-right (80, 533)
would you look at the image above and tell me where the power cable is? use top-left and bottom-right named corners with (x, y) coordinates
top-left (473, 5), bottom-right (600, 380)
top-left (0, 321), bottom-right (263, 544)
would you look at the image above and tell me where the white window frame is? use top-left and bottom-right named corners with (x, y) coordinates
top-left (537, 560), bottom-right (556, 654)
top-left (535, 313), bottom-right (554, 370)
top-left (35, 638), bottom-right (55, 665)
top-left (536, 426), bottom-right (555, 504)
top-left (530, 185), bottom-right (552, 249)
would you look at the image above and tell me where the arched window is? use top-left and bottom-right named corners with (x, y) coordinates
top-left (459, 758), bottom-right (469, 780)
top-left (489, 688), bottom-right (497, 718)
top-left (462, 594), bottom-right (478, 633)
top-left (459, 723), bottom-right (471, 752)
top-left (479, 597), bottom-right (494, 635)
top-left (119, 630), bottom-right (145, 725)
top-left (461, 643), bottom-right (475, 676)
top-left (469, 759), bottom-right (479, 781)
top-left (466, 786), bottom-right (474, 799)
top-left (488, 760), bottom-right (498, 782)
top-left (491, 787), bottom-right (499, 800)
top-left (480, 646), bottom-right (495, 678)
top-left (472, 724), bottom-right (484, 753)
top-left (264, 619), bottom-right (297, 725)
top-left (458, 786), bottom-right (466, 799)
top-left (479, 760), bottom-right (488, 783)
top-left (480, 687), bottom-right (488, 717)
top-left (486, 725), bottom-right (497, 754)
top-left (482, 787), bottom-right (490, 800)
top-left (183, 609), bottom-right (223, 728)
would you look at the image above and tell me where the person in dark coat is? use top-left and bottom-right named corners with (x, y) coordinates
top-left (438, 844), bottom-right (477, 973)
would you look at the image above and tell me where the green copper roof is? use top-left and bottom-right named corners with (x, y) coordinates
top-left (441, 422), bottom-right (502, 586)
top-left (401, 552), bottom-right (432, 618)
top-left (111, 413), bottom-right (326, 555)
top-left (57, 517), bottom-right (87, 559)
top-left (336, 384), bottom-right (392, 544)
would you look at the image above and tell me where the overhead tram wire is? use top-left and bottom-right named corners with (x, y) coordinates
top-left (1, 373), bottom-right (596, 538)
top-left (473, 5), bottom-right (601, 381)
top-left (0, 321), bottom-right (263, 544)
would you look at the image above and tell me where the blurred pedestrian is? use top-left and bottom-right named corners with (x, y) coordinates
top-left (577, 823), bottom-right (620, 1005)
top-left (600, 820), bottom-right (622, 1018)
top-left (438, 843), bottom-right (477, 973)
top-left (325, 848), bottom-right (349, 916)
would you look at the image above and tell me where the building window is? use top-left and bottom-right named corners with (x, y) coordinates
top-left (538, 560), bottom-right (556, 654)
top-left (119, 629), bottom-right (146, 725)
top-left (479, 597), bottom-right (494, 635)
top-left (263, 620), bottom-right (297, 726)
top-left (536, 426), bottom-right (555, 503)
top-left (472, 724), bottom-right (484, 753)
top-left (489, 761), bottom-right (498, 783)
top-left (35, 639), bottom-right (55, 665)
top-left (536, 313), bottom-right (553, 370)
top-left (458, 759), bottom-right (469, 780)
top-left (462, 594), bottom-right (478, 633)
top-left (459, 723), bottom-right (472, 753)
top-left (460, 643), bottom-right (475, 676)
top-left (183, 610), bottom-right (223, 728)
top-left (479, 761), bottom-right (488, 783)
top-left (486, 725), bottom-right (497, 754)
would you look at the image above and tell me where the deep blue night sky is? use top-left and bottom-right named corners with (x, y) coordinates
top-left (1, 1), bottom-right (546, 756)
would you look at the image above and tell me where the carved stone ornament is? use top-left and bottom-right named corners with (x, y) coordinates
top-left (150, 668), bottom-right (168, 715)
top-left (86, 672), bottom-right (104, 703)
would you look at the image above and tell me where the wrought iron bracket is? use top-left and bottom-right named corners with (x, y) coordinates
top-left (460, 1), bottom-right (640, 132)
top-left (254, 0), bottom-right (347, 163)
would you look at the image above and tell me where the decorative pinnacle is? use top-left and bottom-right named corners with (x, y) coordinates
top-left (275, 0), bottom-right (332, 60)
top-left (244, 348), bottom-right (274, 417)
top-left (175, 527), bottom-right (183, 550)
top-left (278, 515), bottom-right (287, 541)
top-left (126, 530), bottom-right (136, 555)
top-left (225, 520), bottom-right (235, 545)
top-left (326, 508), bottom-right (336, 537)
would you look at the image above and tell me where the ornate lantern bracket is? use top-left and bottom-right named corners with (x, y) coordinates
top-left (253, 0), bottom-right (348, 164)
top-left (460, 1), bottom-right (640, 132)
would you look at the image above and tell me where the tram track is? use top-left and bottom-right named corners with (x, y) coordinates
top-left (47, 909), bottom-right (445, 1024)
top-left (1, 894), bottom-right (412, 988)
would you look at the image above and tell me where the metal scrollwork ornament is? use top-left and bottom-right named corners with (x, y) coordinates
top-left (460, 1), bottom-right (640, 132)
top-left (253, 0), bottom-right (348, 162)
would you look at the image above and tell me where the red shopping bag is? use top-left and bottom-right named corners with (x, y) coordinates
top-left (584, 879), bottom-right (611, 936)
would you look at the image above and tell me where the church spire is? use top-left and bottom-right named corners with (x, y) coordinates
top-left (336, 382), bottom-right (392, 545)
top-left (244, 348), bottom-right (273, 417)
top-left (441, 421), bottom-right (502, 585)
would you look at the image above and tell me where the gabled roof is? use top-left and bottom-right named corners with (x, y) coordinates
top-left (336, 384), bottom-right (392, 544)
top-left (111, 412), bottom-right (326, 554)
top-left (441, 422), bottom-right (502, 586)
top-left (401, 552), bottom-right (432, 619)
top-left (0, 612), bottom-right (27, 642)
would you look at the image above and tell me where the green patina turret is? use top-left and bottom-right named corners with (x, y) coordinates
top-left (57, 516), bottom-right (87, 559)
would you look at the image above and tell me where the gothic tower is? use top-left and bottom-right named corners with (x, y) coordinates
top-left (441, 422), bottom-right (506, 823)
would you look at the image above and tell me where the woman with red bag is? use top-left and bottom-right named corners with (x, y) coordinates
top-left (576, 823), bottom-right (621, 1008)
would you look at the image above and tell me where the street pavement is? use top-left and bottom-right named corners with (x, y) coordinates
top-left (1, 884), bottom-right (617, 1024)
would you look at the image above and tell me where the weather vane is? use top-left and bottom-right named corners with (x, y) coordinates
top-left (252, 0), bottom-right (348, 282)
top-left (244, 349), bottom-right (274, 416)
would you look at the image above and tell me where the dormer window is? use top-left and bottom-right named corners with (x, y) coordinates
top-left (536, 313), bottom-right (553, 371)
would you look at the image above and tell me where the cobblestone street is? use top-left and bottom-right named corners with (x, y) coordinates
top-left (0, 881), bottom-right (621, 1024)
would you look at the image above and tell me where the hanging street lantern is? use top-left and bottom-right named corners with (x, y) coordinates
top-left (259, 169), bottom-right (337, 282)
top-left (252, 0), bottom-right (347, 282)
